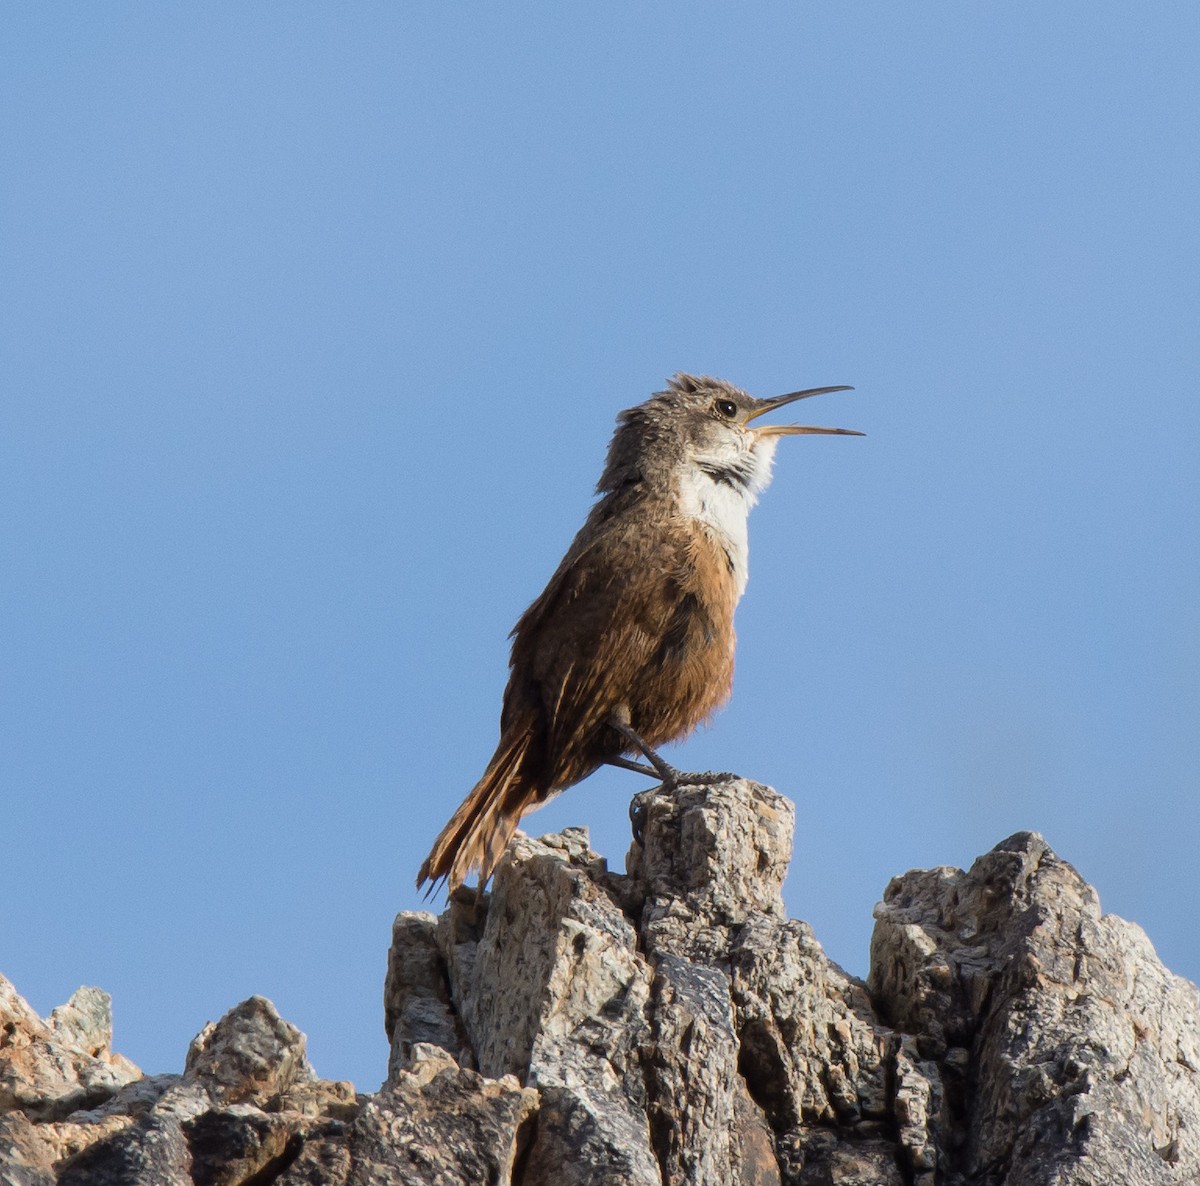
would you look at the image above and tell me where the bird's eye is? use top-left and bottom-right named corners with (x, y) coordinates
top-left (715, 399), bottom-right (738, 419)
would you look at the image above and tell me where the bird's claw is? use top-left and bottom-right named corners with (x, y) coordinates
top-left (629, 799), bottom-right (647, 845)
top-left (663, 769), bottom-right (740, 788)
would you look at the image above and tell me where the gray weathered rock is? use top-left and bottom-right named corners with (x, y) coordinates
top-left (349, 1047), bottom-right (536, 1186)
top-left (4, 783), bottom-right (1199, 1184)
top-left (381, 785), bottom-right (1200, 1186)
top-left (182, 995), bottom-right (316, 1107)
top-left (871, 830), bottom-right (1200, 1184)
top-left (0, 986), bottom-right (358, 1186)
top-left (0, 979), bottom-right (140, 1124)
top-left (441, 826), bottom-right (660, 1185)
top-left (384, 912), bottom-right (465, 1077)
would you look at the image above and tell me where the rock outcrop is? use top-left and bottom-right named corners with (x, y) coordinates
top-left (3, 778), bottom-right (1198, 1184)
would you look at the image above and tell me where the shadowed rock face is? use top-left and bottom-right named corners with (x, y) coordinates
top-left (4, 780), bottom-right (1199, 1185)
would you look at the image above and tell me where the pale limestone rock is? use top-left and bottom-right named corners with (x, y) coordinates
top-left (520, 1082), bottom-right (661, 1186)
top-left (630, 781), bottom-right (805, 1185)
top-left (348, 1050), bottom-right (536, 1186)
top-left (0, 1109), bottom-right (64, 1186)
top-left (1, 992), bottom-right (358, 1186)
top-left (625, 780), bottom-right (908, 1185)
top-left (628, 778), bottom-right (793, 963)
top-left (384, 790), bottom-right (1200, 1185)
top-left (0, 979), bottom-right (140, 1123)
top-left (383, 912), bottom-right (464, 1077)
top-left (871, 830), bottom-right (1200, 1184)
top-left (183, 995), bottom-right (312, 1105)
top-left (5, 786), bottom-right (1200, 1185)
top-left (644, 955), bottom-right (745, 1186)
top-left (730, 912), bottom-right (902, 1182)
top-left (438, 827), bottom-right (661, 1185)
top-left (0, 1110), bottom-right (135, 1177)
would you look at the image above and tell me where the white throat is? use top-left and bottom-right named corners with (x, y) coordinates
top-left (676, 436), bottom-right (780, 598)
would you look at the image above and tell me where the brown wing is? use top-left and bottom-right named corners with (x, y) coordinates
top-left (503, 509), bottom-right (735, 791)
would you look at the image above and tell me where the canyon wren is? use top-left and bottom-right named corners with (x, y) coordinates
top-left (417, 373), bottom-right (860, 893)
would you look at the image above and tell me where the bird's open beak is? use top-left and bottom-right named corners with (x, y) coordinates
top-left (746, 385), bottom-right (863, 438)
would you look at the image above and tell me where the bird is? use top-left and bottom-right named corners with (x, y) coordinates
top-left (417, 373), bottom-right (860, 893)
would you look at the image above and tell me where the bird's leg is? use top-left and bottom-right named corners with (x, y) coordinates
top-left (604, 755), bottom-right (663, 779)
top-left (607, 717), bottom-right (739, 788)
top-left (607, 718), bottom-right (685, 784)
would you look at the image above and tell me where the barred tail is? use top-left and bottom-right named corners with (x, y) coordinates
top-left (416, 727), bottom-right (536, 894)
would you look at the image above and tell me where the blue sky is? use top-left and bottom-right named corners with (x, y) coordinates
top-left (3, 4), bottom-right (1197, 1090)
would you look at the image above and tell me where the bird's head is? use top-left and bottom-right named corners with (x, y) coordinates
top-left (599, 373), bottom-right (860, 497)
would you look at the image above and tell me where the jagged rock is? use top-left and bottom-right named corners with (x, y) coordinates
top-left (730, 914), bottom-right (902, 1182)
top-left (644, 954), bottom-right (748, 1184)
top-left (871, 830), bottom-right (1200, 1183)
top-left (381, 784), bottom-right (1200, 1185)
top-left (0, 988), bottom-right (357, 1186)
top-left (350, 1049), bottom-right (536, 1186)
top-left (0, 1110), bottom-right (61, 1186)
top-left (182, 1106), bottom-right (296, 1186)
top-left (438, 826), bottom-right (660, 1185)
top-left (183, 995), bottom-right (312, 1106)
top-left (54, 1114), bottom-right (193, 1186)
top-left (627, 781), bottom-right (795, 1185)
top-left (629, 778), bottom-right (793, 963)
top-left (4, 783), bottom-right (1200, 1185)
top-left (272, 1131), bottom-right (352, 1186)
top-left (384, 913), bottom-right (465, 1077)
top-left (0, 979), bottom-right (139, 1124)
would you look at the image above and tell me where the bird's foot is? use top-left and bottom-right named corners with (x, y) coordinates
top-left (664, 769), bottom-right (740, 788)
top-left (627, 767), bottom-right (742, 847)
top-left (630, 798), bottom-right (647, 845)
top-left (628, 768), bottom-right (742, 847)
top-left (606, 717), bottom-right (739, 789)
